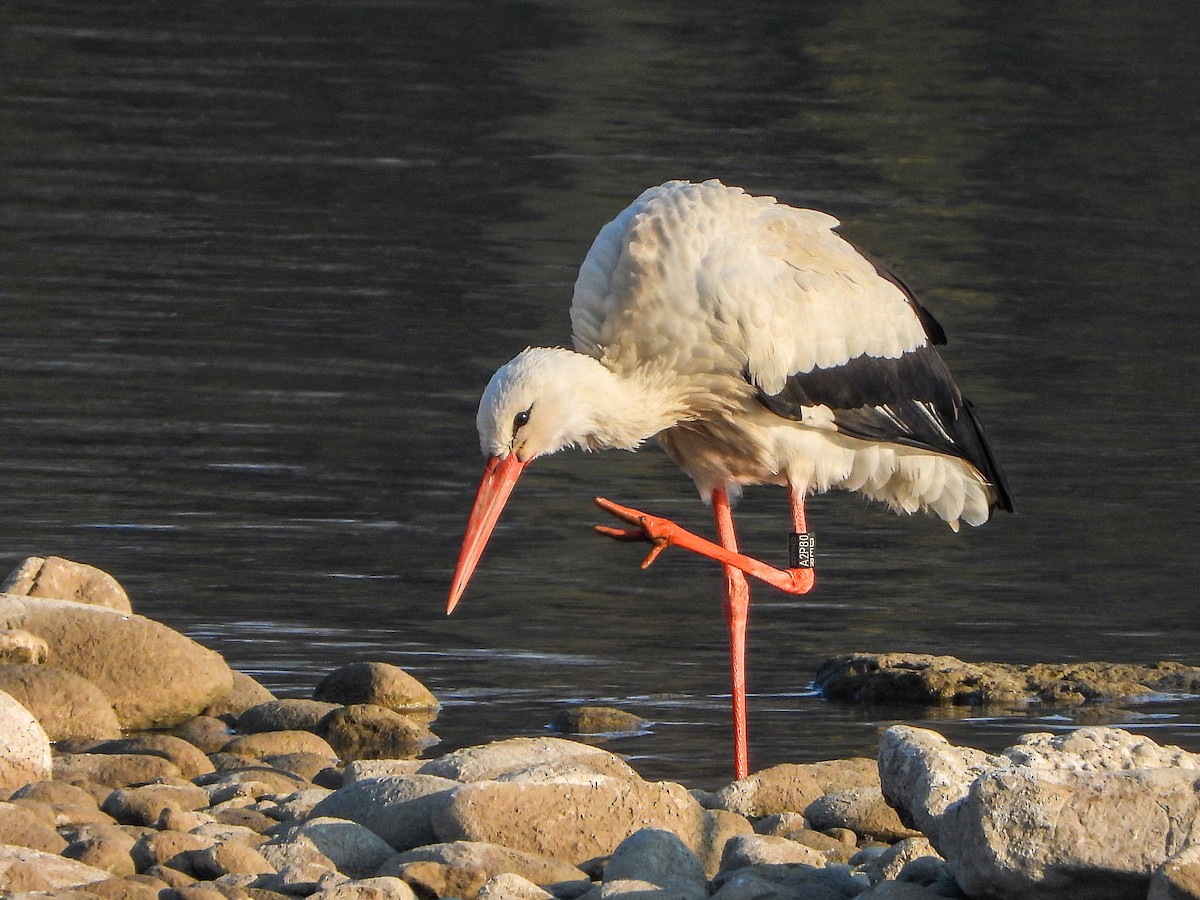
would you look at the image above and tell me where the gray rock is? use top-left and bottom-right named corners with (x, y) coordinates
top-left (816, 653), bottom-right (1200, 706)
top-left (877, 725), bottom-right (1008, 842)
top-left (1, 556), bottom-right (132, 612)
top-left (0, 594), bottom-right (232, 729)
top-left (550, 706), bottom-right (648, 735)
top-left (265, 816), bottom-right (396, 878)
top-left (418, 736), bottom-right (640, 782)
top-left (313, 662), bottom-right (440, 714)
top-left (856, 883), bottom-right (946, 899)
top-left (0, 629), bottom-right (48, 664)
top-left (804, 786), bottom-right (921, 842)
top-left (1004, 726), bottom-right (1200, 771)
top-left (0, 690), bottom-right (51, 790)
top-left (940, 765), bottom-right (1200, 900)
top-left (308, 773), bottom-right (459, 850)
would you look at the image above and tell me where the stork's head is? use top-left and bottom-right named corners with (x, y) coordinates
top-left (447, 347), bottom-right (610, 614)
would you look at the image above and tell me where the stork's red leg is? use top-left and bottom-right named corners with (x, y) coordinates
top-left (594, 496), bottom-right (816, 595)
top-left (712, 486), bottom-right (751, 780)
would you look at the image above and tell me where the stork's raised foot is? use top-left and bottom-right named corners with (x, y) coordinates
top-left (594, 497), bottom-right (816, 595)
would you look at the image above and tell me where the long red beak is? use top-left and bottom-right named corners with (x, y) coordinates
top-left (447, 453), bottom-right (528, 614)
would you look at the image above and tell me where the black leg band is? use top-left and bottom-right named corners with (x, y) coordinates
top-left (789, 533), bottom-right (815, 569)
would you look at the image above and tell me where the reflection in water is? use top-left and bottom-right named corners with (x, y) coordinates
top-left (2, 1), bottom-right (1199, 786)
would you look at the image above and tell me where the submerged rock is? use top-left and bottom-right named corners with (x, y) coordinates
top-left (550, 705), bottom-right (648, 735)
top-left (817, 652), bottom-right (1200, 706)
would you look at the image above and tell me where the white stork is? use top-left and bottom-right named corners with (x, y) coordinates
top-left (447, 179), bottom-right (1012, 779)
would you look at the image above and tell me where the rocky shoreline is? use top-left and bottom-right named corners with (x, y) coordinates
top-left (1, 556), bottom-right (1199, 900)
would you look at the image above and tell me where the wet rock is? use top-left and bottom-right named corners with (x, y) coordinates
top-left (418, 736), bottom-right (640, 783)
top-left (817, 652), bottom-right (1200, 706)
top-left (53, 752), bottom-right (183, 788)
top-left (433, 774), bottom-right (731, 874)
top-left (0, 663), bottom-right (122, 741)
top-left (0, 628), bottom-right (48, 664)
top-left (856, 884), bottom-right (947, 899)
top-left (318, 703), bottom-right (437, 761)
top-left (1, 556), bottom-right (132, 612)
top-left (308, 773), bottom-right (459, 851)
top-left (0, 844), bottom-right (112, 893)
top-left (265, 816), bottom-right (395, 878)
top-left (804, 786), bottom-right (921, 842)
top-left (223, 729), bottom-right (339, 759)
top-left (379, 840), bottom-right (589, 897)
top-left (0, 594), bottom-right (232, 728)
top-left (0, 689), bottom-right (51, 790)
top-left (313, 661), bottom-right (440, 714)
top-left (550, 706), bottom-right (648, 735)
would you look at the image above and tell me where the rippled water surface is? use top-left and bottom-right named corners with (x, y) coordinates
top-left (3, 1), bottom-right (1199, 787)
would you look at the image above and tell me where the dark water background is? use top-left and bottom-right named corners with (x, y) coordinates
top-left (2, 1), bottom-right (1198, 788)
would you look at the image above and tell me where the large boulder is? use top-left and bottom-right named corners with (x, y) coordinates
top-left (0, 594), bottom-right (232, 729)
top-left (0, 689), bottom-right (51, 790)
top-left (879, 725), bottom-right (1200, 900)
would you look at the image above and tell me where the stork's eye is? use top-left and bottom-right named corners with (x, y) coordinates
top-left (513, 408), bottom-right (531, 431)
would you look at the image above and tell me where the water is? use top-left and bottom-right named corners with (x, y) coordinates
top-left (2, 1), bottom-right (1199, 788)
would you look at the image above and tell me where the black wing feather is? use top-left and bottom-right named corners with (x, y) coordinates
top-left (754, 344), bottom-right (1013, 513)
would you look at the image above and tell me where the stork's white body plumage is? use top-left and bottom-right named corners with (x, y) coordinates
top-left (451, 179), bottom-right (1012, 779)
